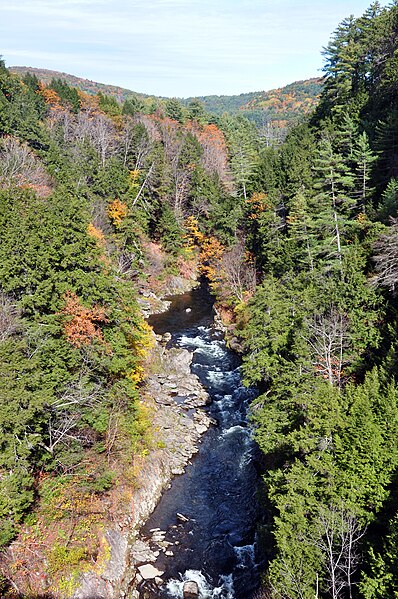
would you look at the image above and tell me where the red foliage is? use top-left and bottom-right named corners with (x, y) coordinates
top-left (61, 291), bottom-right (108, 347)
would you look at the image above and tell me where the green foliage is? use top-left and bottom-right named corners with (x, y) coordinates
top-left (157, 202), bottom-right (184, 254)
top-left (48, 543), bottom-right (88, 575)
top-left (97, 91), bottom-right (122, 117)
top-left (122, 95), bottom-right (144, 116)
top-left (165, 97), bottom-right (186, 123)
top-left (49, 78), bottom-right (81, 113)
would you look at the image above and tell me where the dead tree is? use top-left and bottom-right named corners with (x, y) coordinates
top-left (304, 309), bottom-right (349, 388)
top-left (314, 506), bottom-right (366, 599)
top-left (372, 219), bottom-right (398, 292)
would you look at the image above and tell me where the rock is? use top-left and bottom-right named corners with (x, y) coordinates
top-left (176, 512), bottom-right (189, 523)
top-left (186, 307), bottom-right (192, 312)
top-left (130, 539), bottom-right (158, 564)
top-left (194, 423), bottom-right (208, 435)
top-left (138, 564), bottom-right (164, 580)
top-left (183, 580), bottom-right (200, 598)
top-left (162, 332), bottom-right (172, 343)
top-left (165, 550), bottom-right (174, 556)
top-left (228, 336), bottom-right (243, 353)
top-left (163, 382), bottom-right (177, 389)
top-left (171, 467), bottom-right (185, 475)
top-left (155, 576), bottom-right (164, 585)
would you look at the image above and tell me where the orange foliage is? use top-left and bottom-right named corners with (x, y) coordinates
top-left (37, 83), bottom-right (62, 110)
top-left (107, 198), bottom-right (128, 226)
top-left (245, 192), bottom-right (270, 220)
top-left (184, 216), bottom-right (224, 289)
top-left (187, 121), bottom-right (230, 185)
top-left (87, 223), bottom-right (110, 265)
top-left (62, 291), bottom-right (108, 347)
top-left (77, 89), bottom-right (102, 114)
top-left (199, 237), bottom-right (224, 286)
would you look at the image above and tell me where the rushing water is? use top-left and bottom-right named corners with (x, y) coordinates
top-left (141, 284), bottom-right (261, 598)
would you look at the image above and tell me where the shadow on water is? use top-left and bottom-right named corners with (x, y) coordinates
top-left (147, 281), bottom-right (215, 335)
top-left (142, 283), bottom-right (263, 598)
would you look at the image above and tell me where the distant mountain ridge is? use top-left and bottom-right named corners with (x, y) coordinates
top-left (184, 78), bottom-right (322, 119)
top-left (11, 66), bottom-right (322, 125)
top-left (10, 66), bottom-right (150, 102)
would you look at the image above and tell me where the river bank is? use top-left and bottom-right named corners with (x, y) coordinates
top-left (73, 282), bottom-right (216, 598)
top-left (72, 277), bottom-right (261, 599)
top-left (133, 285), bottom-right (261, 599)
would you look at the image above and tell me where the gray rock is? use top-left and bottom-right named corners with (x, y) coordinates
top-left (183, 580), bottom-right (200, 598)
top-left (194, 423), bottom-right (208, 435)
top-left (171, 467), bottom-right (185, 475)
top-left (130, 539), bottom-right (158, 564)
top-left (138, 564), bottom-right (164, 580)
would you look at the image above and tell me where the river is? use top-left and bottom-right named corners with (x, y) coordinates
top-left (140, 283), bottom-right (262, 598)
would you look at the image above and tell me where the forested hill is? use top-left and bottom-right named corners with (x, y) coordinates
top-left (10, 65), bottom-right (150, 102)
top-left (184, 77), bottom-right (323, 125)
top-left (11, 66), bottom-right (321, 130)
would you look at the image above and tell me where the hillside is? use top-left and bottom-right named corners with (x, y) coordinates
top-left (184, 77), bottom-right (322, 124)
top-left (10, 65), bottom-right (150, 102)
top-left (11, 66), bottom-right (322, 128)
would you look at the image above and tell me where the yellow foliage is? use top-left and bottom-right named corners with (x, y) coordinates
top-left (185, 216), bottom-right (205, 245)
top-left (129, 169), bottom-right (141, 183)
top-left (356, 212), bottom-right (369, 225)
top-left (183, 216), bottom-right (225, 289)
top-left (87, 223), bottom-right (106, 246)
top-left (130, 320), bottom-right (155, 384)
top-left (245, 192), bottom-right (270, 220)
top-left (129, 365), bottom-right (145, 384)
top-left (107, 198), bottom-right (128, 226)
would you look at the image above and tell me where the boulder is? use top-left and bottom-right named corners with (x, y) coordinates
top-left (137, 564), bottom-right (164, 580)
top-left (194, 423), bottom-right (208, 435)
top-left (183, 580), bottom-right (199, 598)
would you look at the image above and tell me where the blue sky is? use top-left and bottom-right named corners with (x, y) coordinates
top-left (2, 0), bottom-right (379, 98)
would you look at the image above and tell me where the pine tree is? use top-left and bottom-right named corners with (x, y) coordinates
top-left (312, 134), bottom-right (355, 273)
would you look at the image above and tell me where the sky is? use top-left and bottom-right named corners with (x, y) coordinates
top-left (1, 0), bottom-right (379, 98)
